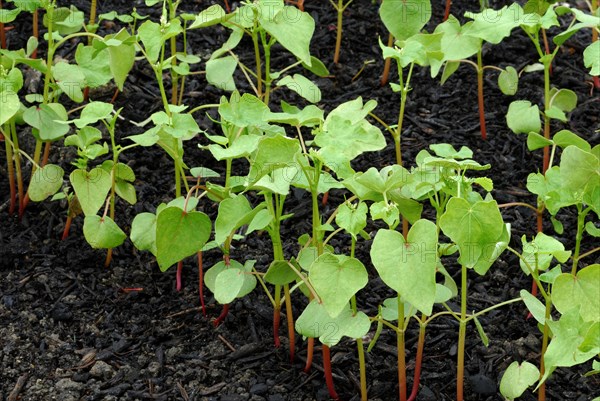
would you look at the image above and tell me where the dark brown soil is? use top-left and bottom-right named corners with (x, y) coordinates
top-left (1, 1), bottom-right (599, 401)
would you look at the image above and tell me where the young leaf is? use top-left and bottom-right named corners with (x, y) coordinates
top-left (498, 66), bottom-right (519, 95)
top-left (189, 4), bottom-right (228, 28)
top-left (309, 254), bottom-right (368, 318)
top-left (70, 168), bottom-right (111, 216)
top-left (23, 103), bottom-right (70, 141)
top-left (370, 220), bottom-right (438, 315)
top-left (295, 300), bottom-right (371, 347)
top-left (247, 134), bottom-right (301, 186)
top-left (131, 212), bottom-right (158, 256)
top-left (553, 264), bottom-right (600, 323)
top-left (335, 201), bottom-right (368, 240)
top-left (379, 0), bottom-right (431, 42)
top-left (206, 56), bottom-right (237, 92)
top-left (435, 16), bottom-right (481, 61)
top-left (553, 130), bottom-right (591, 152)
top-left (258, 6), bottom-right (314, 65)
top-left (464, 4), bottom-right (525, 44)
top-left (155, 207), bottom-right (212, 271)
top-left (542, 308), bottom-right (598, 383)
top-left (519, 232), bottom-right (571, 274)
top-left (439, 198), bottom-right (507, 274)
top-left (83, 215), bottom-right (126, 249)
top-left (264, 260), bottom-right (298, 285)
top-left (584, 41), bottom-right (600, 76)
top-left (500, 361), bottom-right (540, 400)
top-left (520, 289), bottom-right (546, 325)
top-left (560, 146), bottom-right (599, 195)
top-left (28, 164), bottom-right (64, 202)
top-left (276, 74), bottom-right (321, 103)
top-left (527, 132), bottom-right (553, 151)
top-left (473, 315), bottom-right (489, 346)
top-left (506, 100), bottom-right (541, 135)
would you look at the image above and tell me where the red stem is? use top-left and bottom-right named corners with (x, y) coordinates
top-left (304, 337), bottom-right (314, 373)
top-left (322, 345), bottom-right (340, 400)
top-left (443, 0), bottom-right (452, 21)
top-left (321, 191), bottom-right (329, 206)
top-left (594, 76), bottom-right (600, 89)
top-left (407, 324), bottom-right (426, 401)
top-left (285, 285), bottom-right (295, 362)
top-left (31, 8), bottom-right (38, 59)
top-left (62, 215), bottom-right (72, 240)
top-left (176, 260), bottom-right (183, 291)
top-left (542, 28), bottom-right (552, 77)
top-left (477, 69), bottom-right (487, 140)
top-left (0, 0), bottom-right (6, 49)
top-left (197, 251), bottom-right (206, 316)
top-left (213, 303), bottom-right (230, 327)
top-left (223, 0), bottom-right (230, 13)
top-left (380, 33), bottom-right (394, 87)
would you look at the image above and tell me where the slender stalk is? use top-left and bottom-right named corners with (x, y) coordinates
top-left (89, 0), bottom-right (97, 28)
top-left (541, 28), bottom-right (552, 76)
top-left (456, 265), bottom-right (468, 401)
top-left (31, 8), bottom-right (38, 59)
top-left (397, 296), bottom-right (407, 401)
top-left (284, 284), bottom-right (295, 362)
top-left (538, 296), bottom-right (552, 401)
top-left (62, 215), bottom-right (72, 240)
top-left (252, 26), bottom-right (262, 97)
top-left (407, 317), bottom-right (426, 401)
top-left (273, 286), bottom-right (282, 347)
top-left (11, 121), bottom-right (24, 217)
top-left (3, 125), bottom-right (16, 214)
top-left (571, 206), bottom-right (586, 275)
top-left (476, 50), bottom-right (487, 140)
top-left (542, 61), bottom-right (551, 173)
top-left (331, 0), bottom-right (352, 65)
top-left (304, 337), bottom-right (314, 372)
top-left (322, 345), bottom-right (339, 400)
top-left (0, 0), bottom-right (6, 49)
top-left (443, 0), bottom-right (452, 21)
top-left (380, 33), bottom-right (394, 86)
top-left (593, 2), bottom-right (600, 89)
top-left (176, 260), bottom-right (184, 291)
top-left (198, 251), bottom-right (207, 316)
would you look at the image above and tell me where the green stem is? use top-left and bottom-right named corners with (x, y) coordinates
top-left (397, 295), bottom-right (407, 401)
top-left (3, 124), bottom-right (16, 214)
top-left (333, 0), bottom-right (343, 64)
top-left (252, 25), bottom-right (262, 97)
top-left (456, 265), bottom-right (468, 401)
top-left (261, 33), bottom-right (273, 106)
top-left (11, 121), bottom-right (24, 216)
top-left (571, 205), bottom-right (587, 275)
top-left (538, 296), bottom-right (552, 401)
top-left (542, 59), bottom-right (551, 173)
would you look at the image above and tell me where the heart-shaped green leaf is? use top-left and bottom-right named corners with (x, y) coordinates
top-left (70, 168), bottom-right (111, 216)
top-left (500, 361), bottom-right (540, 400)
top-left (309, 254), bottom-right (368, 318)
top-left (295, 300), bottom-right (371, 347)
top-left (28, 164), bottom-right (64, 202)
top-left (156, 207), bottom-right (212, 271)
top-left (553, 264), bottom-right (600, 323)
top-left (370, 219), bottom-right (438, 315)
top-left (439, 198), bottom-right (507, 274)
top-left (379, 0), bottom-right (431, 42)
top-left (83, 215), bottom-right (126, 249)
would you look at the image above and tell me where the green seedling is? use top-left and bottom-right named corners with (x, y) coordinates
top-left (131, 193), bottom-right (212, 296)
top-left (28, 102), bottom-right (140, 266)
top-left (502, 138), bottom-right (599, 401)
top-left (330, 0), bottom-right (354, 65)
top-left (207, 0), bottom-right (328, 106)
top-left (288, 97), bottom-right (384, 399)
top-left (0, 0), bottom-right (135, 217)
top-left (378, 1), bottom-right (442, 166)
top-left (437, 3), bottom-right (518, 140)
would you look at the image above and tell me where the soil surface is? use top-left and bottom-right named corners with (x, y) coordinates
top-left (1, 1), bottom-right (599, 400)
